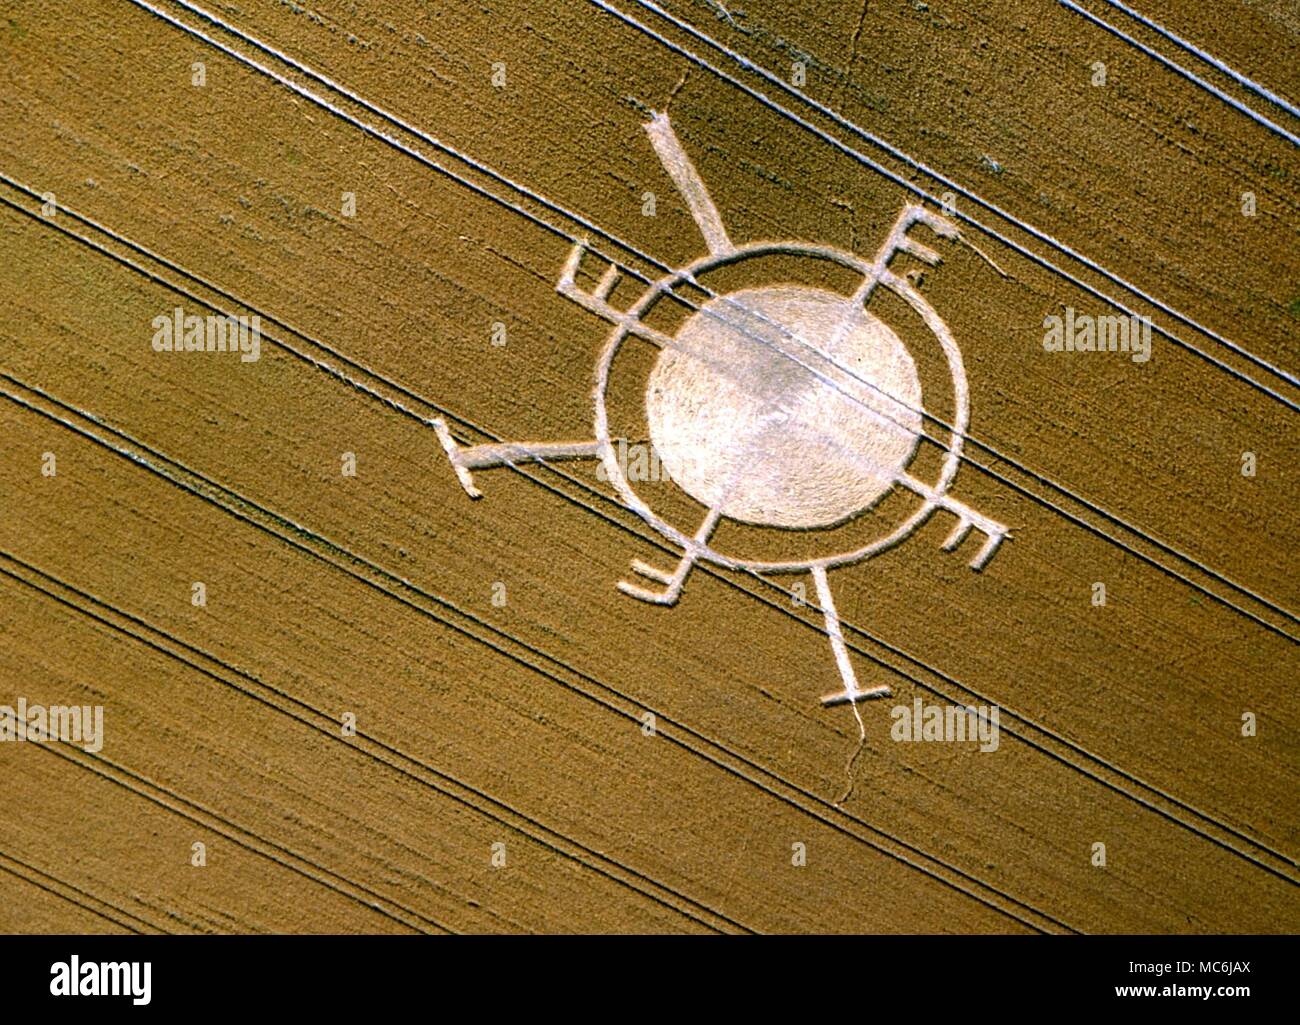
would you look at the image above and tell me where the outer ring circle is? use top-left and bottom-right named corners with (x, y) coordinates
top-left (592, 240), bottom-right (969, 574)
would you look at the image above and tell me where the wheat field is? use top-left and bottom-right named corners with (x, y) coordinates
top-left (0, 0), bottom-right (1296, 934)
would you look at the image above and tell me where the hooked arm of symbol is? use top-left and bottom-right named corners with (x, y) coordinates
top-left (555, 241), bottom-right (696, 352)
top-left (896, 473), bottom-right (1010, 571)
top-left (617, 505), bottom-right (722, 605)
top-left (856, 203), bottom-right (1007, 307)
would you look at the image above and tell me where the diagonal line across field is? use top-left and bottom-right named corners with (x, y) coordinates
top-left (4, 179), bottom-right (1293, 648)
top-left (1057, 0), bottom-right (1300, 146)
top-left (0, 850), bottom-right (156, 934)
top-left (0, 554), bottom-right (741, 934)
top-left (1094, 0), bottom-right (1300, 119)
top-left (0, 668), bottom-right (449, 933)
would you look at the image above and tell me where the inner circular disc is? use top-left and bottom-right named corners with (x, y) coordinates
top-left (645, 285), bottom-right (923, 529)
